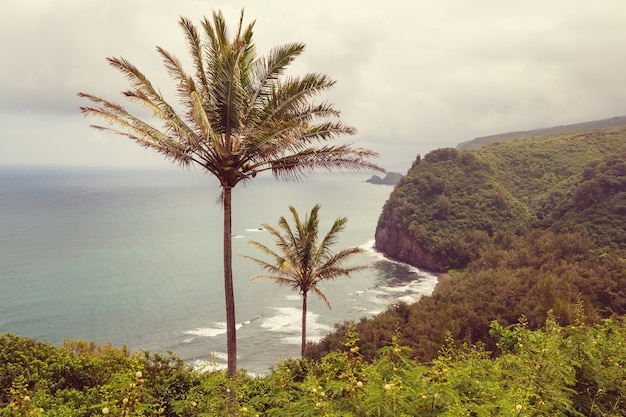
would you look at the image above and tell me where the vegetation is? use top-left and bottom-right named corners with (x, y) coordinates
top-left (309, 230), bottom-right (626, 363)
top-left (3, 314), bottom-right (626, 416)
top-left (49, 45), bottom-right (626, 415)
top-left (310, 126), bottom-right (626, 377)
top-left (377, 126), bottom-right (626, 271)
top-left (243, 205), bottom-right (369, 357)
top-left (78, 9), bottom-right (381, 381)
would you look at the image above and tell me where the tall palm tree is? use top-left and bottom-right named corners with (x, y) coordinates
top-left (78, 9), bottom-right (382, 378)
top-left (243, 204), bottom-right (369, 358)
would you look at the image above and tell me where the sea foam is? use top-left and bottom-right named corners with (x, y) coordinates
top-left (185, 322), bottom-right (244, 338)
top-left (260, 307), bottom-right (333, 344)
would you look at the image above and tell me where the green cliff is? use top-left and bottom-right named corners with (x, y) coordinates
top-left (309, 126), bottom-right (626, 365)
top-left (375, 126), bottom-right (626, 272)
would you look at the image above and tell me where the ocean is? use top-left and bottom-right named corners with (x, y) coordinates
top-left (0, 165), bottom-right (438, 375)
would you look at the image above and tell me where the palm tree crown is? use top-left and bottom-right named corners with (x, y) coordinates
top-left (78, 9), bottom-right (382, 379)
top-left (244, 204), bottom-right (369, 357)
top-left (79, 10), bottom-right (380, 185)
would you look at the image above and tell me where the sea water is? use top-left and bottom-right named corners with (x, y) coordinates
top-left (0, 165), bottom-right (438, 374)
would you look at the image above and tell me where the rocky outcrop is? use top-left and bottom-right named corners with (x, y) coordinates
top-left (374, 208), bottom-right (445, 273)
top-left (366, 172), bottom-right (403, 185)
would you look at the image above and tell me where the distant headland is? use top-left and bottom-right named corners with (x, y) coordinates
top-left (365, 171), bottom-right (403, 185)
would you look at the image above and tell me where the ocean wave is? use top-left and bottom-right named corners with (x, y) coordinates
top-left (341, 262), bottom-right (439, 320)
top-left (359, 239), bottom-right (439, 280)
top-left (362, 276), bottom-right (438, 304)
top-left (282, 334), bottom-right (325, 345)
top-left (191, 352), bottom-right (228, 373)
top-left (260, 307), bottom-right (303, 333)
top-left (184, 322), bottom-right (244, 338)
top-left (260, 307), bottom-right (332, 341)
top-left (358, 239), bottom-right (376, 251)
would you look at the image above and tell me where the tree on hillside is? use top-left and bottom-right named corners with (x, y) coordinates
top-left (78, 9), bottom-right (382, 379)
top-left (243, 204), bottom-right (369, 357)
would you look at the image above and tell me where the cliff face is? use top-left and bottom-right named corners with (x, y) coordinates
top-left (375, 207), bottom-right (445, 273)
top-left (374, 127), bottom-right (626, 274)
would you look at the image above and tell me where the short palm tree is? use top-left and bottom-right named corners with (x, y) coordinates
top-left (243, 204), bottom-right (369, 357)
top-left (78, 9), bottom-right (382, 378)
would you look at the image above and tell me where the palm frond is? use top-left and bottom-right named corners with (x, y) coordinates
top-left (283, 102), bottom-right (342, 125)
top-left (105, 57), bottom-right (201, 147)
top-left (209, 10), bottom-right (229, 51)
top-left (156, 46), bottom-right (191, 100)
top-left (261, 73), bottom-right (336, 124)
top-left (313, 217), bottom-right (348, 263)
top-left (250, 275), bottom-right (296, 288)
top-left (155, 47), bottom-right (217, 152)
top-left (286, 121), bottom-right (357, 147)
top-left (246, 42), bottom-right (306, 109)
top-left (260, 145), bottom-right (382, 181)
top-left (179, 17), bottom-right (209, 93)
top-left (235, 10), bottom-right (257, 93)
top-left (245, 239), bottom-right (282, 261)
top-left (316, 254), bottom-right (369, 278)
top-left (275, 215), bottom-right (299, 259)
top-left (78, 93), bottom-right (193, 164)
top-left (310, 285), bottom-right (331, 310)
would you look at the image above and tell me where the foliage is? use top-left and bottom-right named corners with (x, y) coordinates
top-left (344, 126), bottom-right (626, 387)
top-left (310, 229), bottom-right (626, 363)
top-left (0, 334), bottom-right (203, 417)
top-left (378, 126), bottom-right (626, 270)
top-left (243, 205), bottom-right (369, 357)
top-left (3, 316), bottom-right (626, 415)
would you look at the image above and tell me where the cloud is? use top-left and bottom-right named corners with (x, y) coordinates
top-left (2, 0), bottom-right (626, 170)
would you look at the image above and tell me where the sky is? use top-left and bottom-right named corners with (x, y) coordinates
top-left (2, 1), bottom-right (626, 172)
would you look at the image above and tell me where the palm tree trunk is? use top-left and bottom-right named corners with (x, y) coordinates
top-left (301, 291), bottom-right (307, 358)
top-left (222, 185), bottom-right (237, 378)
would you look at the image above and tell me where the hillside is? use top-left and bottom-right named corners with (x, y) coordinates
top-left (375, 125), bottom-right (626, 272)
top-left (4, 319), bottom-right (626, 415)
top-left (457, 115), bottom-right (626, 150)
top-left (309, 125), bottom-right (626, 366)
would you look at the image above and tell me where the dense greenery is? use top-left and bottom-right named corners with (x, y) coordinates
top-left (378, 126), bottom-right (626, 270)
top-left (3, 314), bottom-right (626, 415)
top-left (312, 128), bottom-right (626, 365)
top-left (309, 230), bottom-right (626, 363)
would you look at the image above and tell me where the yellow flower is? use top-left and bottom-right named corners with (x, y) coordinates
top-left (102, 407), bottom-right (110, 415)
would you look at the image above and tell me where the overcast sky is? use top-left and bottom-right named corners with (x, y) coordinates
top-left (2, 1), bottom-right (626, 172)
